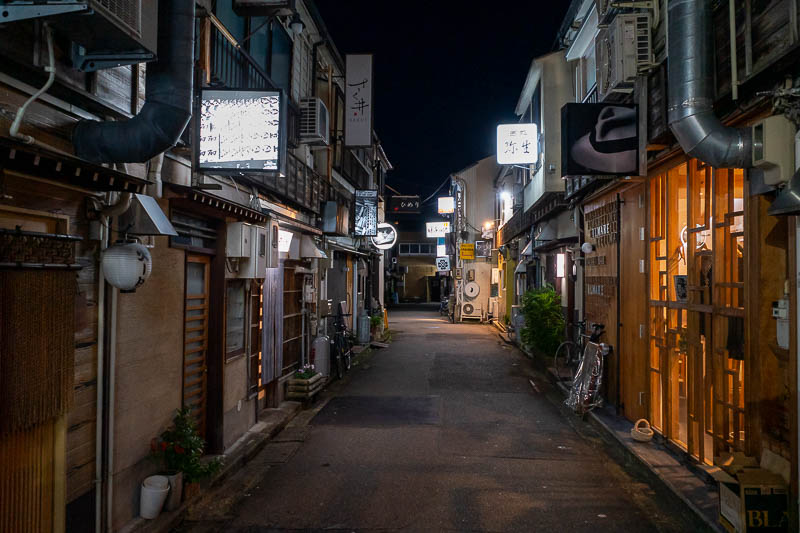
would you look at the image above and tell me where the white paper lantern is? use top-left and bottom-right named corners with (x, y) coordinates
top-left (102, 241), bottom-right (152, 292)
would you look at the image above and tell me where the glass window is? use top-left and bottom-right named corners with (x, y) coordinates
top-left (226, 280), bottom-right (247, 359)
top-left (270, 20), bottom-right (292, 91)
top-left (410, 244), bottom-right (420, 254)
top-left (399, 244), bottom-right (409, 255)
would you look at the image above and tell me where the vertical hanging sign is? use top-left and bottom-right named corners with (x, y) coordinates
top-left (345, 54), bottom-right (373, 147)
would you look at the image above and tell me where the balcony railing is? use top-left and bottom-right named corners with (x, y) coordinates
top-left (205, 15), bottom-right (276, 90)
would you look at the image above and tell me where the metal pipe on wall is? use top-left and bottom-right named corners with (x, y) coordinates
top-left (667, 0), bottom-right (752, 169)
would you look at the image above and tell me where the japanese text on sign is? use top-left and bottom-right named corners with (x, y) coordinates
top-left (496, 123), bottom-right (538, 165)
top-left (389, 195), bottom-right (421, 214)
top-left (460, 243), bottom-right (475, 260)
top-left (426, 221), bottom-right (450, 238)
top-left (345, 54), bottom-right (373, 147)
top-left (199, 90), bottom-right (281, 170)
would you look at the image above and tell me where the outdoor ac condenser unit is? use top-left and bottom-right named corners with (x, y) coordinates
top-left (299, 97), bottom-right (330, 146)
top-left (2, 0), bottom-right (159, 70)
top-left (596, 13), bottom-right (652, 101)
top-left (461, 303), bottom-right (483, 321)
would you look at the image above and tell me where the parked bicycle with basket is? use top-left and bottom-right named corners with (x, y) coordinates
top-left (564, 322), bottom-right (611, 415)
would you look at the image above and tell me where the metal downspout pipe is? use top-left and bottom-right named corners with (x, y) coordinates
top-left (667, 0), bottom-right (752, 168)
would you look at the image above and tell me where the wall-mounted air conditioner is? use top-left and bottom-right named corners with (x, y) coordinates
top-left (596, 13), bottom-right (652, 101)
top-left (299, 97), bottom-right (330, 146)
top-left (2, 0), bottom-right (159, 71)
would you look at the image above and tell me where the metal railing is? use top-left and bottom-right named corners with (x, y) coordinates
top-left (207, 14), bottom-right (276, 90)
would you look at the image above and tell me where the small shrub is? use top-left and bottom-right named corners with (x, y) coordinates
top-left (370, 314), bottom-right (382, 328)
top-left (520, 285), bottom-right (565, 356)
top-left (151, 407), bottom-right (222, 483)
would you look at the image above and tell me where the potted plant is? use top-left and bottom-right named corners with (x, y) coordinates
top-left (150, 407), bottom-right (222, 507)
top-left (520, 285), bottom-right (565, 357)
top-left (370, 314), bottom-right (383, 339)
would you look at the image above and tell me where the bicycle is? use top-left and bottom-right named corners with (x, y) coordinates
top-left (553, 321), bottom-right (586, 382)
top-left (329, 310), bottom-right (353, 380)
top-left (566, 325), bottom-right (610, 416)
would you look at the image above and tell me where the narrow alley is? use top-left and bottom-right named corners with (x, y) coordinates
top-left (180, 307), bottom-right (706, 532)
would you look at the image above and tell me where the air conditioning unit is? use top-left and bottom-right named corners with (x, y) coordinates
top-left (596, 13), bottom-right (652, 101)
top-left (2, 0), bottom-right (159, 71)
top-left (299, 97), bottom-right (330, 146)
top-left (461, 303), bottom-right (483, 321)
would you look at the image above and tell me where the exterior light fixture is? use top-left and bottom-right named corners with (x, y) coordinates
top-left (484, 221), bottom-right (494, 230)
top-left (102, 240), bottom-right (152, 293)
top-left (500, 191), bottom-right (512, 202)
top-left (581, 242), bottom-right (595, 254)
top-left (289, 13), bottom-right (305, 35)
top-left (556, 253), bottom-right (566, 278)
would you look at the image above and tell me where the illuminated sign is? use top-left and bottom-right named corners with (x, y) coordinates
top-left (389, 195), bottom-right (421, 214)
top-left (459, 243), bottom-right (475, 260)
top-left (354, 189), bottom-right (378, 236)
top-left (426, 221), bottom-right (450, 238)
top-left (438, 196), bottom-right (455, 214)
top-left (497, 123), bottom-right (538, 165)
top-left (371, 223), bottom-right (398, 250)
top-left (436, 257), bottom-right (450, 272)
top-left (199, 89), bottom-right (283, 171)
top-left (345, 54), bottom-right (373, 147)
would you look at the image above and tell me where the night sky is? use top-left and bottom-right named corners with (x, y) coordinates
top-left (313, 2), bottom-right (571, 199)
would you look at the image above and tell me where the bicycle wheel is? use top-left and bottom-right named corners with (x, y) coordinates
top-left (554, 341), bottom-right (579, 381)
top-left (332, 343), bottom-right (344, 380)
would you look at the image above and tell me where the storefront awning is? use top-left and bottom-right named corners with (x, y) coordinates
top-left (300, 235), bottom-right (327, 258)
top-left (514, 261), bottom-right (528, 274)
top-left (520, 239), bottom-right (534, 257)
top-left (169, 184), bottom-right (267, 224)
top-left (532, 237), bottom-right (578, 253)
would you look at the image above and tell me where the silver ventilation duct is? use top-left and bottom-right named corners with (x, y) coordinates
top-left (667, 0), bottom-right (752, 169)
top-left (72, 1), bottom-right (195, 163)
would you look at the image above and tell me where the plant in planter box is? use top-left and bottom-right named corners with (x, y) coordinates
top-left (294, 363), bottom-right (317, 380)
top-left (520, 285), bottom-right (565, 356)
top-left (150, 407), bottom-right (222, 485)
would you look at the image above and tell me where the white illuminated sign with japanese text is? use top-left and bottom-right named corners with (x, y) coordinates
top-left (497, 123), bottom-right (538, 165)
top-left (426, 221), bottom-right (450, 238)
top-left (438, 197), bottom-right (455, 214)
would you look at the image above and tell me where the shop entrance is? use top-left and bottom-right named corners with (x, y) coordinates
top-left (649, 159), bottom-right (745, 464)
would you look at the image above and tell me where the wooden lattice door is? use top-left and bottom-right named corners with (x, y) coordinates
top-left (184, 255), bottom-right (210, 437)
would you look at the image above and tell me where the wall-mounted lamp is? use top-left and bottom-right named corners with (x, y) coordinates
top-left (500, 191), bottom-right (512, 202)
top-left (289, 13), bottom-right (305, 35)
top-left (581, 242), bottom-right (595, 254)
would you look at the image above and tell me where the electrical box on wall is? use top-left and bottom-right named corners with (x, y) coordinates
top-left (237, 225), bottom-right (267, 279)
top-left (226, 222), bottom-right (252, 258)
top-left (752, 115), bottom-right (796, 185)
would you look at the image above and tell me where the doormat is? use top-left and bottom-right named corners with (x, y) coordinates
top-left (312, 395), bottom-right (441, 427)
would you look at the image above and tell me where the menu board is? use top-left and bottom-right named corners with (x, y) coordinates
top-left (199, 89), bottom-right (282, 171)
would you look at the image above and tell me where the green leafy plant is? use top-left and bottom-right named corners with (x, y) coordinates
top-left (150, 407), bottom-right (222, 483)
top-left (370, 314), bottom-right (382, 328)
top-left (520, 285), bottom-right (565, 356)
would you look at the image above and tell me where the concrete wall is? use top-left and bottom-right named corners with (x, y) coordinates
top-left (111, 229), bottom-right (185, 529)
top-left (223, 355), bottom-right (257, 451)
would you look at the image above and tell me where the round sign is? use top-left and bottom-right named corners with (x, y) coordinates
top-left (371, 222), bottom-right (398, 250)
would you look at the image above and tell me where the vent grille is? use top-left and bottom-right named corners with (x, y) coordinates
top-left (94, 0), bottom-right (141, 35)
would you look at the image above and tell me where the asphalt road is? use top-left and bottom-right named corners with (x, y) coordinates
top-left (180, 307), bottom-right (705, 532)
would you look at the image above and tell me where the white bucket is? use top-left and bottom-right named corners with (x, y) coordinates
top-left (140, 475), bottom-right (170, 519)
